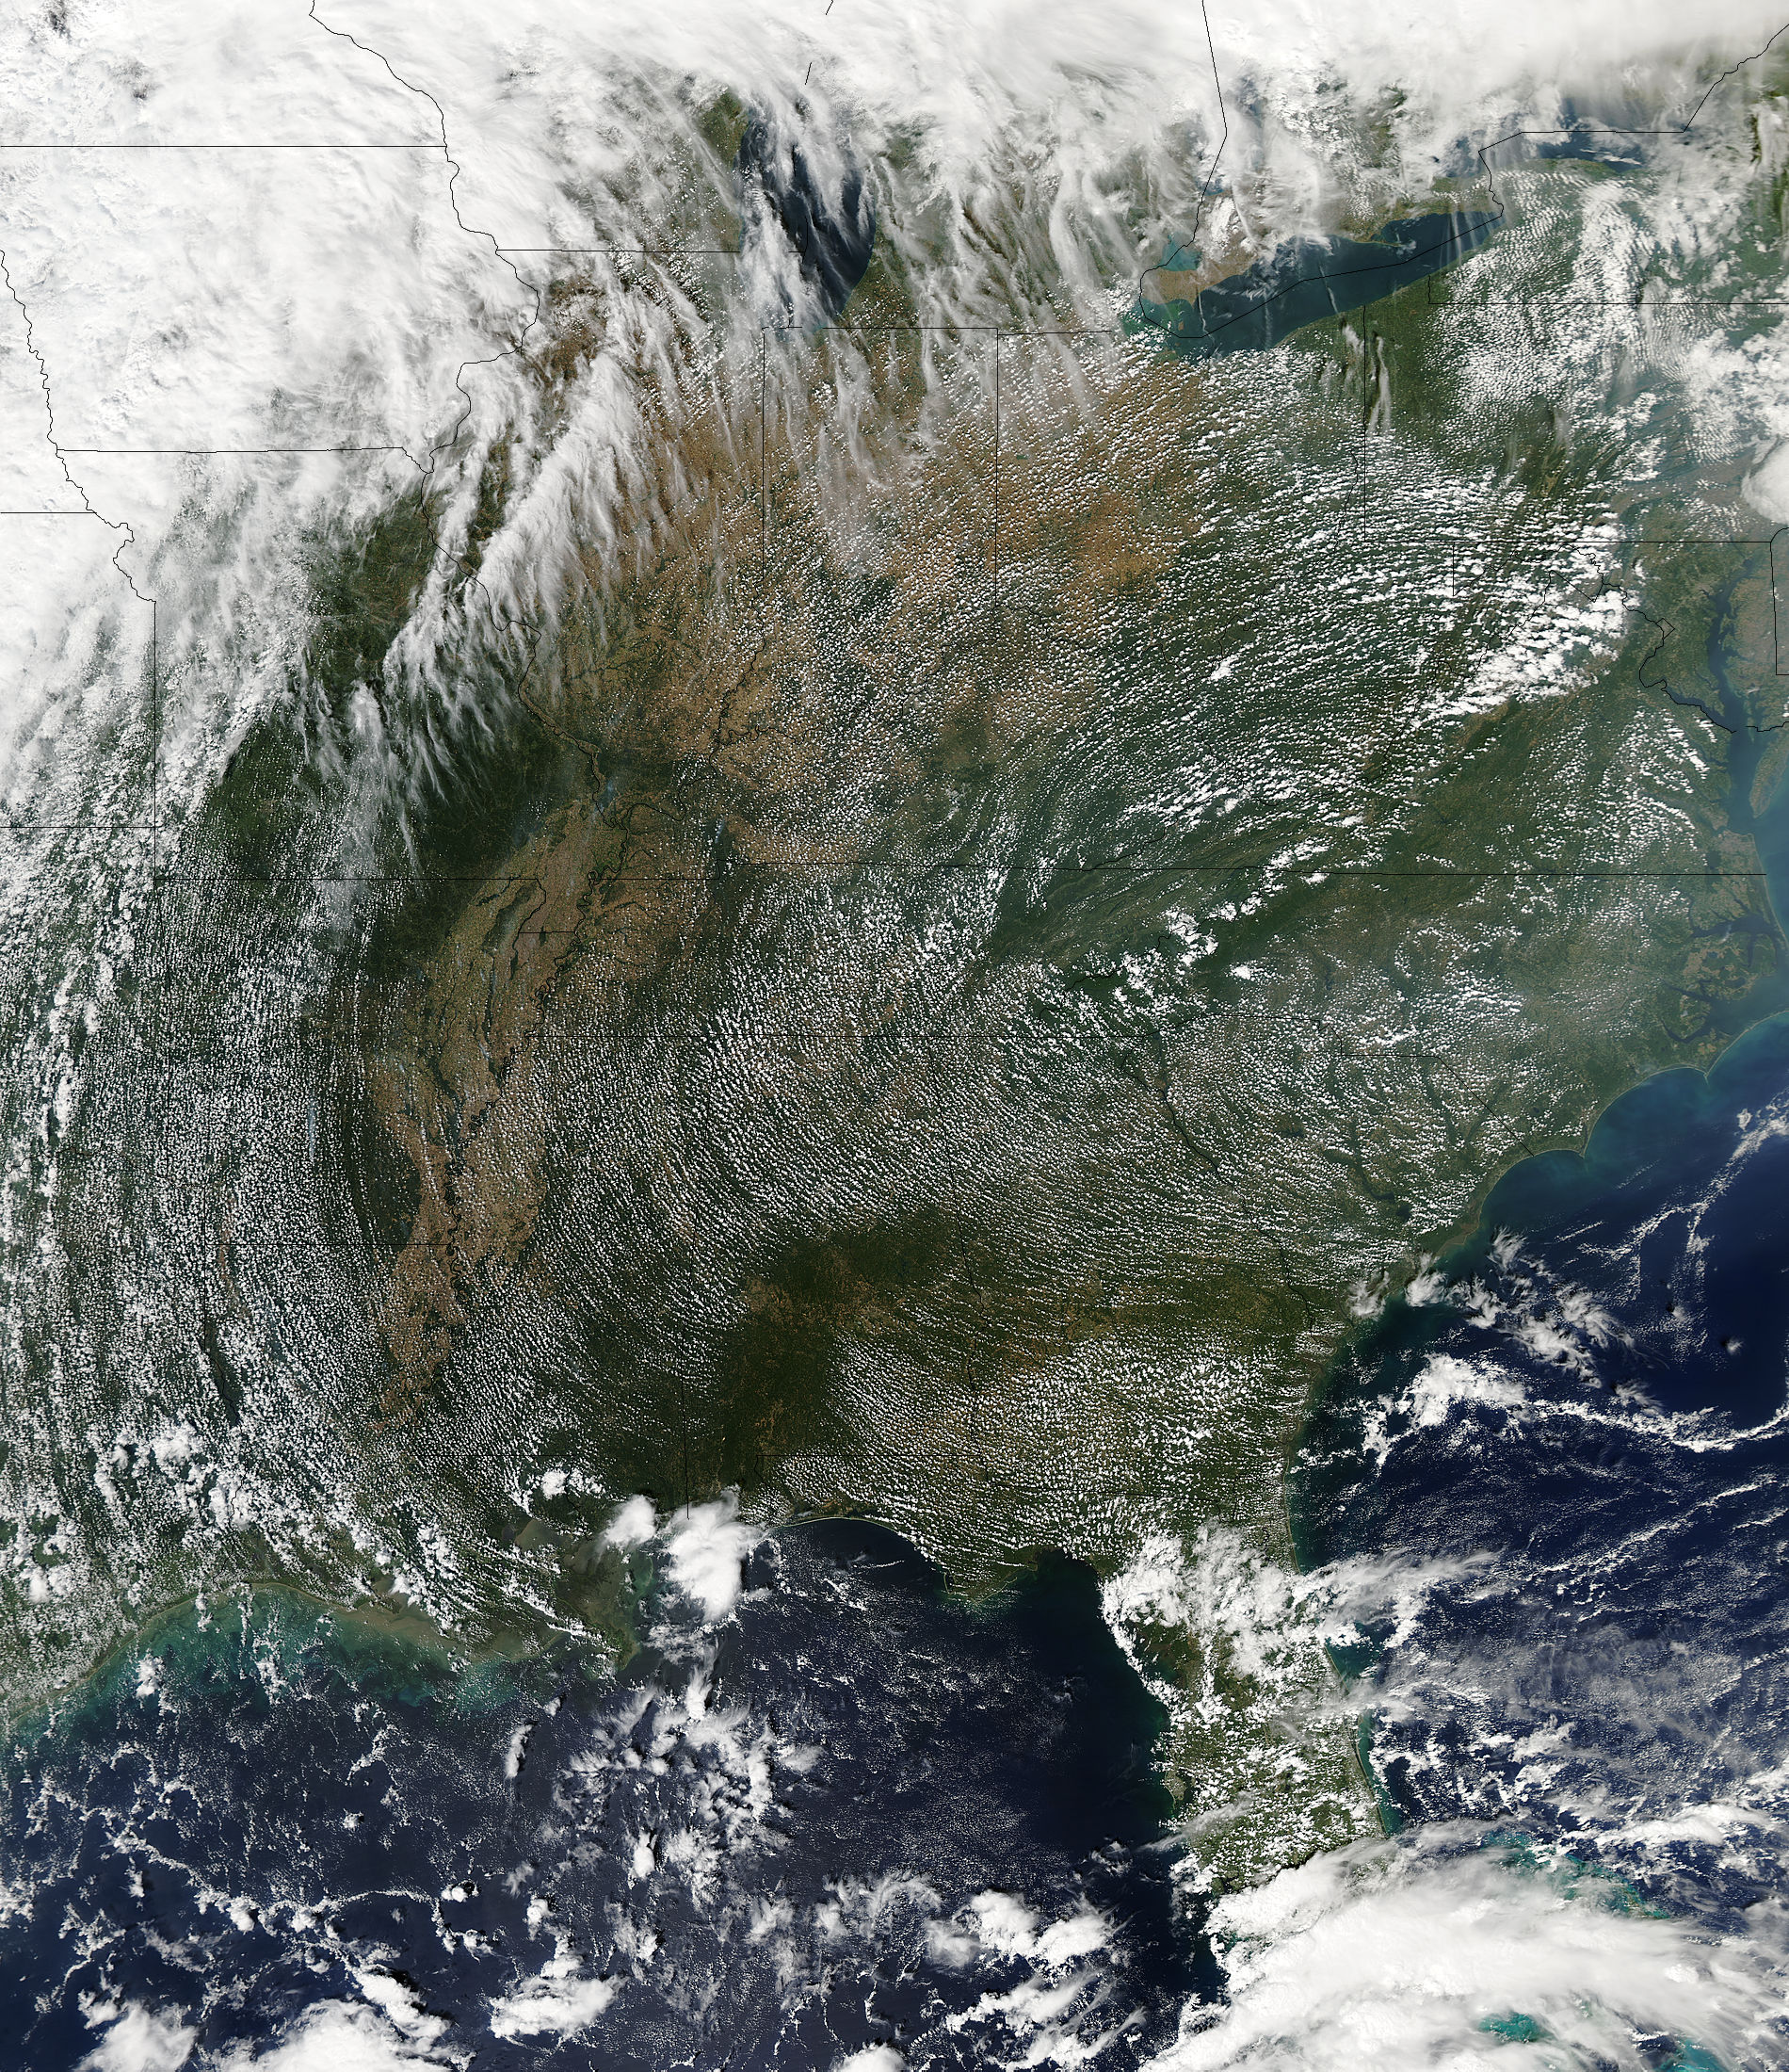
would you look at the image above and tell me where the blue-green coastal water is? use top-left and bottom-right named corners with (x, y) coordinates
top-left (1137, 209), bottom-right (1496, 352)
top-left (1287, 674), bottom-right (1789, 2062)
top-left (0, 1521), bottom-right (1205, 2070)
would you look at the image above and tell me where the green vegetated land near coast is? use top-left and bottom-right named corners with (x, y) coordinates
top-left (15, 127), bottom-right (1789, 1883)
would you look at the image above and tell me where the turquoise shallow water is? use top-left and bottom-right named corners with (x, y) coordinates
top-left (1290, 830), bottom-right (1789, 2066)
top-left (0, 1523), bottom-right (1207, 2069)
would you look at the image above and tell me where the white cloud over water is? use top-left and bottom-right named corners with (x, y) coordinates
top-left (487, 1953), bottom-right (618, 2038)
top-left (76, 2002), bottom-right (196, 2072)
top-left (834, 2049), bottom-right (905, 2072)
top-left (1152, 1829), bottom-right (1788, 2072)
top-left (208, 2000), bottom-right (448, 2068)
top-left (664, 1492), bottom-right (760, 1622)
top-left (11, 9), bottom-right (1789, 2066)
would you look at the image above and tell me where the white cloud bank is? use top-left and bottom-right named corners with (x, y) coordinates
top-left (1150, 1831), bottom-right (1787, 2072)
top-left (665, 1493), bottom-right (760, 1621)
top-left (487, 1953), bottom-right (618, 2038)
top-left (210, 2000), bottom-right (450, 2069)
top-left (0, 0), bottom-right (1780, 818)
top-left (76, 2003), bottom-right (197, 2072)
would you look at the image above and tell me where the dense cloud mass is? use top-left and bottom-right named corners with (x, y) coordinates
top-left (3, 2), bottom-right (1789, 2066)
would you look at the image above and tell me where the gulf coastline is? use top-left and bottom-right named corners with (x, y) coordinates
top-left (0, 1522), bottom-right (1209, 2069)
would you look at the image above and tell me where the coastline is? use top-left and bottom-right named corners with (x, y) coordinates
top-left (1281, 549), bottom-right (1789, 1823)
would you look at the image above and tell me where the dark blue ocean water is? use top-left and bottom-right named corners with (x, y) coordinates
top-left (1294, 1009), bottom-right (1789, 1914)
top-left (12, 568), bottom-right (1789, 2072)
top-left (1290, 898), bottom-right (1789, 2071)
top-left (1261, 568), bottom-right (1789, 2066)
top-left (0, 1522), bottom-right (1208, 2070)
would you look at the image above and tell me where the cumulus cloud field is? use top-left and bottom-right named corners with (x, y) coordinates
top-left (9, 5), bottom-right (1789, 2068)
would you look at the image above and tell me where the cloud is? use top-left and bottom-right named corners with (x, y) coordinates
top-left (602, 1493), bottom-right (657, 1550)
top-left (206, 2001), bottom-right (448, 2070)
top-left (664, 1494), bottom-right (759, 1622)
top-left (487, 1959), bottom-right (618, 2039)
top-left (1149, 1829), bottom-right (1788, 2072)
top-left (76, 2004), bottom-right (196, 2072)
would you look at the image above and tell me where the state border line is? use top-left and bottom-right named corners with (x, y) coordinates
top-left (0, 141), bottom-right (436, 150)
top-left (759, 321), bottom-right (1144, 611)
top-left (1134, 16), bottom-right (1789, 332)
top-left (1423, 26), bottom-right (1789, 308)
top-left (61, 445), bottom-right (408, 457)
top-left (22, 21), bottom-right (1789, 870)
top-left (0, 121), bottom-right (455, 870)
top-left (757, 324), bottom-right (1789, 625)
top-left (499, 245), bottom-right (742, 257)
top-left (142, 864), bottom-right (1774, 884)
top-left (0, 40), bottom-right (736, 871)
top-left (0, 510), bottom-right (155, 848)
